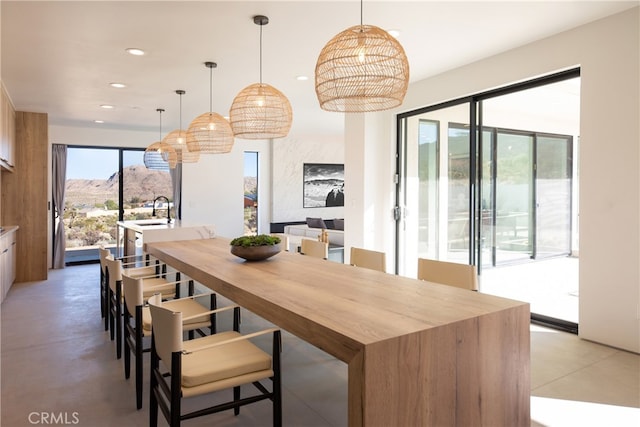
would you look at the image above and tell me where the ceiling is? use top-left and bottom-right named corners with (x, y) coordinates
top-left (1, 1), bottom-right (637, 138)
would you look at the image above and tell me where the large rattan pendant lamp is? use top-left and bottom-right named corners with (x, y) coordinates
top-left (187, 62), bottom-right (234, 154)
top-left (163, 90), bottom-right (200, 163)
top-left (229, 15), bottom-right (292, 140)
top-left (315, 0), bottom-right (410, 112)
top-left (144, 108), bottom-right (177, 170)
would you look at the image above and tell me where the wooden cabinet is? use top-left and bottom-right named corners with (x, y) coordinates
top-left (1, 112), bottom-right (48, 282)
top-left (0, 84), bottom-right (16, 171)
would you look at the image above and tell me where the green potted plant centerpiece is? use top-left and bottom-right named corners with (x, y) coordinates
top-left (229, 234), bottom-right (282, 261)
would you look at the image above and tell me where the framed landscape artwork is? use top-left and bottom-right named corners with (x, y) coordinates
top-left (303, 163), bottom-right (344, 208)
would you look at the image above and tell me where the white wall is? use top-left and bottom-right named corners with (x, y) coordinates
top-left (49, 125), bottom-right (157, 148)
top-left (181, 138), bottom-right (272, 239)
top-left (346, 7), bottom-right (639, 352)
top-left (271, 131), bottom-right (344, 224)
top-left (344, 112), bottom-right (396, 270)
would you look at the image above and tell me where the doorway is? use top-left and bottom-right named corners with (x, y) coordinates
top-left (60, 146), bottom-right (173, 264)
top-left (396, 70), bottom-right (580, 329)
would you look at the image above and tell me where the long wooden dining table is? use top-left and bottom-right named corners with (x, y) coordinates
top-left (145, 237), bottom-right (530, 426)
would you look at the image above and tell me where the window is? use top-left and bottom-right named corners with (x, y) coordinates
top-left (244, 152), bottom-right (258, 235)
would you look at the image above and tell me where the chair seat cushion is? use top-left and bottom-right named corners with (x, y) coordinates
top-left (181, 331), bottom-right (272, 389)
top-left (143, 299), bottom-right (211, 334)
top-left (141, 277), bottom-right (175, 298)
top-left (125, 265), bottom-right (156, 278)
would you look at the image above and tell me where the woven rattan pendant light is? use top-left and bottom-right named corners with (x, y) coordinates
top-left (230, 15), bottom-right (292, 140)
top-left (187, 62), bottom-right (234, 154)
top-left (315, 0), bottom-right (410, 112)
top-left (163, 90), bottom-right (200, 164)
top-left (144, 108), bottom-right (177, 170)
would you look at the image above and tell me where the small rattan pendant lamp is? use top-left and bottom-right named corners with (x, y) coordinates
top-left (230, 15), bottom-right (292, 140)
top-left (187, 62), bottom-right (234, 154)
top-left (144, 108), bottom-right (177, 170)
top-left (163, 90), bottom-right (200, 164)
top-left (315, 0), bottom-right (410, 112)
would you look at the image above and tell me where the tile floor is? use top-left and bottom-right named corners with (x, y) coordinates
top-left (1, 264), bottom-right (638, 426)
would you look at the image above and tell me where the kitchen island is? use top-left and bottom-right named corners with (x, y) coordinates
top-left (145, 237), bottom-right (531, 427)
top-left (116, 219), bottom-right (215, 258)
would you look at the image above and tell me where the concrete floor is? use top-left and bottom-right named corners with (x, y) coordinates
top-left (1, 264), bottom-right (638, 426)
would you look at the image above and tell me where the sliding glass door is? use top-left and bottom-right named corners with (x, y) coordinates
top-left (62, 146), bottom-right (172, 264)
top-left (396, 70), bottom-right (580, 329)
top-left (396, 102), bottom-right (470, 278)
top-left (535, 135), bottom-right (572, 258)
top-left (494, 131), bottom-right (535, 264)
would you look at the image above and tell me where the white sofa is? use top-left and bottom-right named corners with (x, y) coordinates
top-left (282, 224), bottom-right (344, 248)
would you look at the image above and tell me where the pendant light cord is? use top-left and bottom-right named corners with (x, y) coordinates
top-left (209, 65), bottom-right (213, 113)
top-left (157, 108), bottom-right (163, 139)
top-left (259, 22), bottom-right (263, 84)
top-left (360, 0), bottom-right (363, 27)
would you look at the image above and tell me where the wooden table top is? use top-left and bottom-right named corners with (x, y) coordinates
top-left (145, 237), bottom-right (527, 363)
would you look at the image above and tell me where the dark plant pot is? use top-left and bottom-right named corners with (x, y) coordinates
top-left (230, 243), bottom-right (282, 261)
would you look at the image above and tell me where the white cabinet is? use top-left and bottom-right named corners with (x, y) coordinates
top-left (0, 228), bottom-right (18, 304)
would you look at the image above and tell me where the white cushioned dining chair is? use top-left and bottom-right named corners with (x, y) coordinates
top-left (122, 276), bottom-right (218, 410)
top-left (271, 233), bottom-right (289, 251)
top-left (99, 246), bottom-right (157, 330)
top-left (417, 258), bottom-right (479, 291)
top-left (350, 247), bottom-right (387, 273)
top-left (105, 255), bottom-right (181, 359)
top-left (148, 297), bottom-right (282, 427)
top-left (300, 238), bottom-right (328, 259)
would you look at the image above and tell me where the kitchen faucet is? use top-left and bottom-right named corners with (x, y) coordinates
top-left (152, 196), bottom-right (172, 224)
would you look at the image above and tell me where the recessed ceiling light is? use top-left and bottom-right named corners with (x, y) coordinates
top-left (110, 82), bottom-right (126, 88)
top-left (125, 48), bottom-right (145, 56)
top-left (94, 120), bottom-right (105, 124)
top-left (387, 29), bottom-right (401, 38)
top-left (296, 75), bottom-right (309, 81)
top-left (100, 104), bottom-right (114, 109)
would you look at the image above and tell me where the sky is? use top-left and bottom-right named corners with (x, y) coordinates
top-left (66, 148), bottom-right (134, 179)
top-left (66, 147), bottom-right (258, 179)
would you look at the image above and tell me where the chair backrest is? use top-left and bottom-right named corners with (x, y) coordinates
top-left (272, 233), bottom-right (289, 251)
top-left (147, 293), bottom-right (163, 307)
top-left (98, 246), bottom-right (111, 273)
top-left (300, 239), bottom-right (328, 259)
top-left (148, 300), bottom-right (183, 368)
top-left (104, 256), bottom-right (122, 292)
top-left (122, 273), bottom-right (144, 315)
top-left (417, 258), bottom-right (478, 291)
top-left (350, 247), bottom-right (386, 273)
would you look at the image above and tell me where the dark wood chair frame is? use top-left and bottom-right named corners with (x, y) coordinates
top-left (149, 307), bottom-right (282, 427)
top-left (123, 280), bottom-right (217, 409)
top-left (106, 263), bottom-right (176, 360)
top-left (103, 253), bottom-right (163, 331)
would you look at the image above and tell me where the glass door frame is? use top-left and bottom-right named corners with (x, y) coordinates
top-left (396, 68), bottom-right (580, 272)
top-left (394, 68), bottom-right (580, 332)
top-left (55, 145), bottom-right (148, 265)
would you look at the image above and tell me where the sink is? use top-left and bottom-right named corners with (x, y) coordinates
top-left (125, 219), bottom-right (169, 228)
